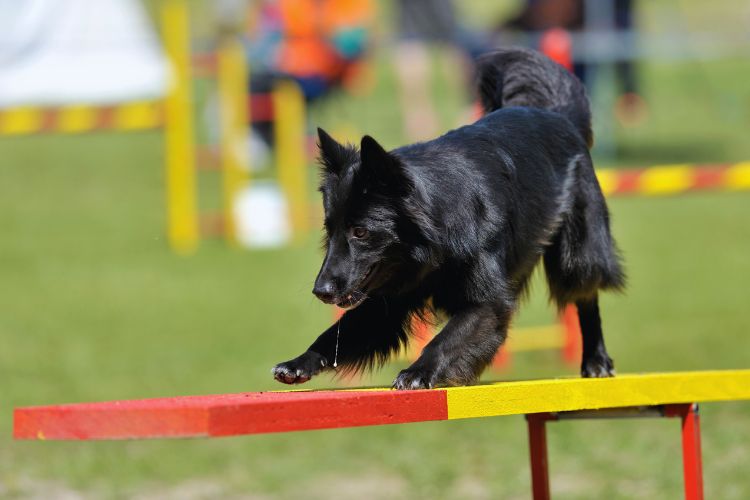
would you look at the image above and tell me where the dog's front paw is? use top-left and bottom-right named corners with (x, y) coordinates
top-left (272, 351), bottom-right (328, 385)
top-left (581, 354), bottom-right (615, 378)
top-left (392, 367), bottom-right (437, 390)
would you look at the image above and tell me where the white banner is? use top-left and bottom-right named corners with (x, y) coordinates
top-left (0, 0), bottom-right (168, 106)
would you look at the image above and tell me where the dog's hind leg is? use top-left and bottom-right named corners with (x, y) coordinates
top-left (392, 302), bottom-right (512, 389)
top-left (576, 295), bottom-right (615, 377)
top-left (545, 233), bottom-right (617, 378)
top-left (543, 156), bottom-right (624, 378)
top-left (544, 222), bottom-right (620, 377)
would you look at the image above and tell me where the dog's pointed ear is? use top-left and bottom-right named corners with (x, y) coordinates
top-left (317, 127), bottom-right (350, 175)
top-left (360, 135), bottom-right (402, 186)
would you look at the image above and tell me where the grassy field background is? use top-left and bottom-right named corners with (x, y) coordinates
top-left (2, 1), bottom-right (750, 498)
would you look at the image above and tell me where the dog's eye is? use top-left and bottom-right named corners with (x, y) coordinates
top-left (351, 227), bottom-right (369, 239)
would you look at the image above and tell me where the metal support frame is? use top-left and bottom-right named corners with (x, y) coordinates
top-left (526, 403), bottom-right (703, 500)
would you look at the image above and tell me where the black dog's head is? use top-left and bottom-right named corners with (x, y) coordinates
top-left (312, 128), bottom-right (413, 310)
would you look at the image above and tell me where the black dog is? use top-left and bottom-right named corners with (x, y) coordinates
top-left (273, 48), bottom-right (624, 389)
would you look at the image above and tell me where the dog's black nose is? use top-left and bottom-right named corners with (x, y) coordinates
top-left (312, 282), bottom-right (337, 304)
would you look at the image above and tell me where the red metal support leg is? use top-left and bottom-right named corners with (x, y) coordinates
top-left (526, 413), bottom-right (553, 500)
top-left (681, 404), bottom-right (704, 500)
top-left (527, 405), bottom-right (704, 499)
top-left (664, 403), bottom-right (704, 500)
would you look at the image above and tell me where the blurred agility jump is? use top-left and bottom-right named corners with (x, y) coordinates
top-left (0, 0), bottom-right (311, 254)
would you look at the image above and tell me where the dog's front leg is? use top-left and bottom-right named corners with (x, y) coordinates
top-left (273, 298), bottom-right (411, 384)
top-left (393, 303), bottom-right (511, 389)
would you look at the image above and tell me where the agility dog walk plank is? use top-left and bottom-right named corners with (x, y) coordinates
top-left (14, 370), bottom-right (750, 441)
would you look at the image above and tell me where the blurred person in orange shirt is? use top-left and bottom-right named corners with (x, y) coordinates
top-left (245, 0), bottom-right (373, 151)
top-left (247, 0), bottom-right (373, 101)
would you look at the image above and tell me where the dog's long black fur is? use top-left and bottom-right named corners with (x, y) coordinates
top-left (272, 48), bottom-right (625, 389)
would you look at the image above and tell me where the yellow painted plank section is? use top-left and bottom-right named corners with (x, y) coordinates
top-left (0, 107), bottom-right (42, 135)
top-left (115, 101), bottom-right (161, 130)
top-left (58, 105), bottom-right (96, 133)
top-left (725, 162), bottom-right (750, 190)
top-left (638, 165), bottom-right (694, 195)
top-left (594, 168), bottom-right (618, 196)
top-left (446, 370), bottom-right (750, 420)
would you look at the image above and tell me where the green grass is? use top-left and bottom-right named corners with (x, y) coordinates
top-left (3, 19), bottom-right (750, 500)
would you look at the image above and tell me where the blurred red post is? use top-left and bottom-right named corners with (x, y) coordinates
top-left (540, 28), bottom-right (573, 71)
top-left (492, 341), bottom-right (511, 370)
top-left (410, 314), bottom-right (433, 360)
top-left (561, 304), bottom-right (582, 366)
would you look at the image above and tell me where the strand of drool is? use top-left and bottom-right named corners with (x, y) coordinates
top-left (333, 316), bottom-right (341, 368)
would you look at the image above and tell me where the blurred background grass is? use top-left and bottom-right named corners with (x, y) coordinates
top-left (2, 0), bottom-right (750, 498)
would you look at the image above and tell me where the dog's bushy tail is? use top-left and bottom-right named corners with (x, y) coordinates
top-left (477, 48), bottom-right (593, 148)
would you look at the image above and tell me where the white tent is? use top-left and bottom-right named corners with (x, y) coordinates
top-left (0, 0), bottom-right (168, 106)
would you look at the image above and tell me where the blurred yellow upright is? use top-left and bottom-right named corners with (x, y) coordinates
top-left (273, 79), bottom-right (309, 242)
top-left (217, 35), bottom-right (251, 245)
top-left (162, 0), bottom-right (198, 255)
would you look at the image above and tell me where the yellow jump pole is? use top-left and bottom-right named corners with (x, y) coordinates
top-left (161, 0), bottom-right (199, 254)
top-left (272, 79), bottom-right (309, 242)
top-left (216, 34), bottom-right (250, 245)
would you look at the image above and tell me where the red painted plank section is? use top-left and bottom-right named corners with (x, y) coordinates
top-left (14, 394), bottom-right (216, 440)
top-left (14, 390), bottom-right (448, 441)
top-left (692, 164), bottom-right (730, 190)
top-left (615, 168), bottom-right (644, 194)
